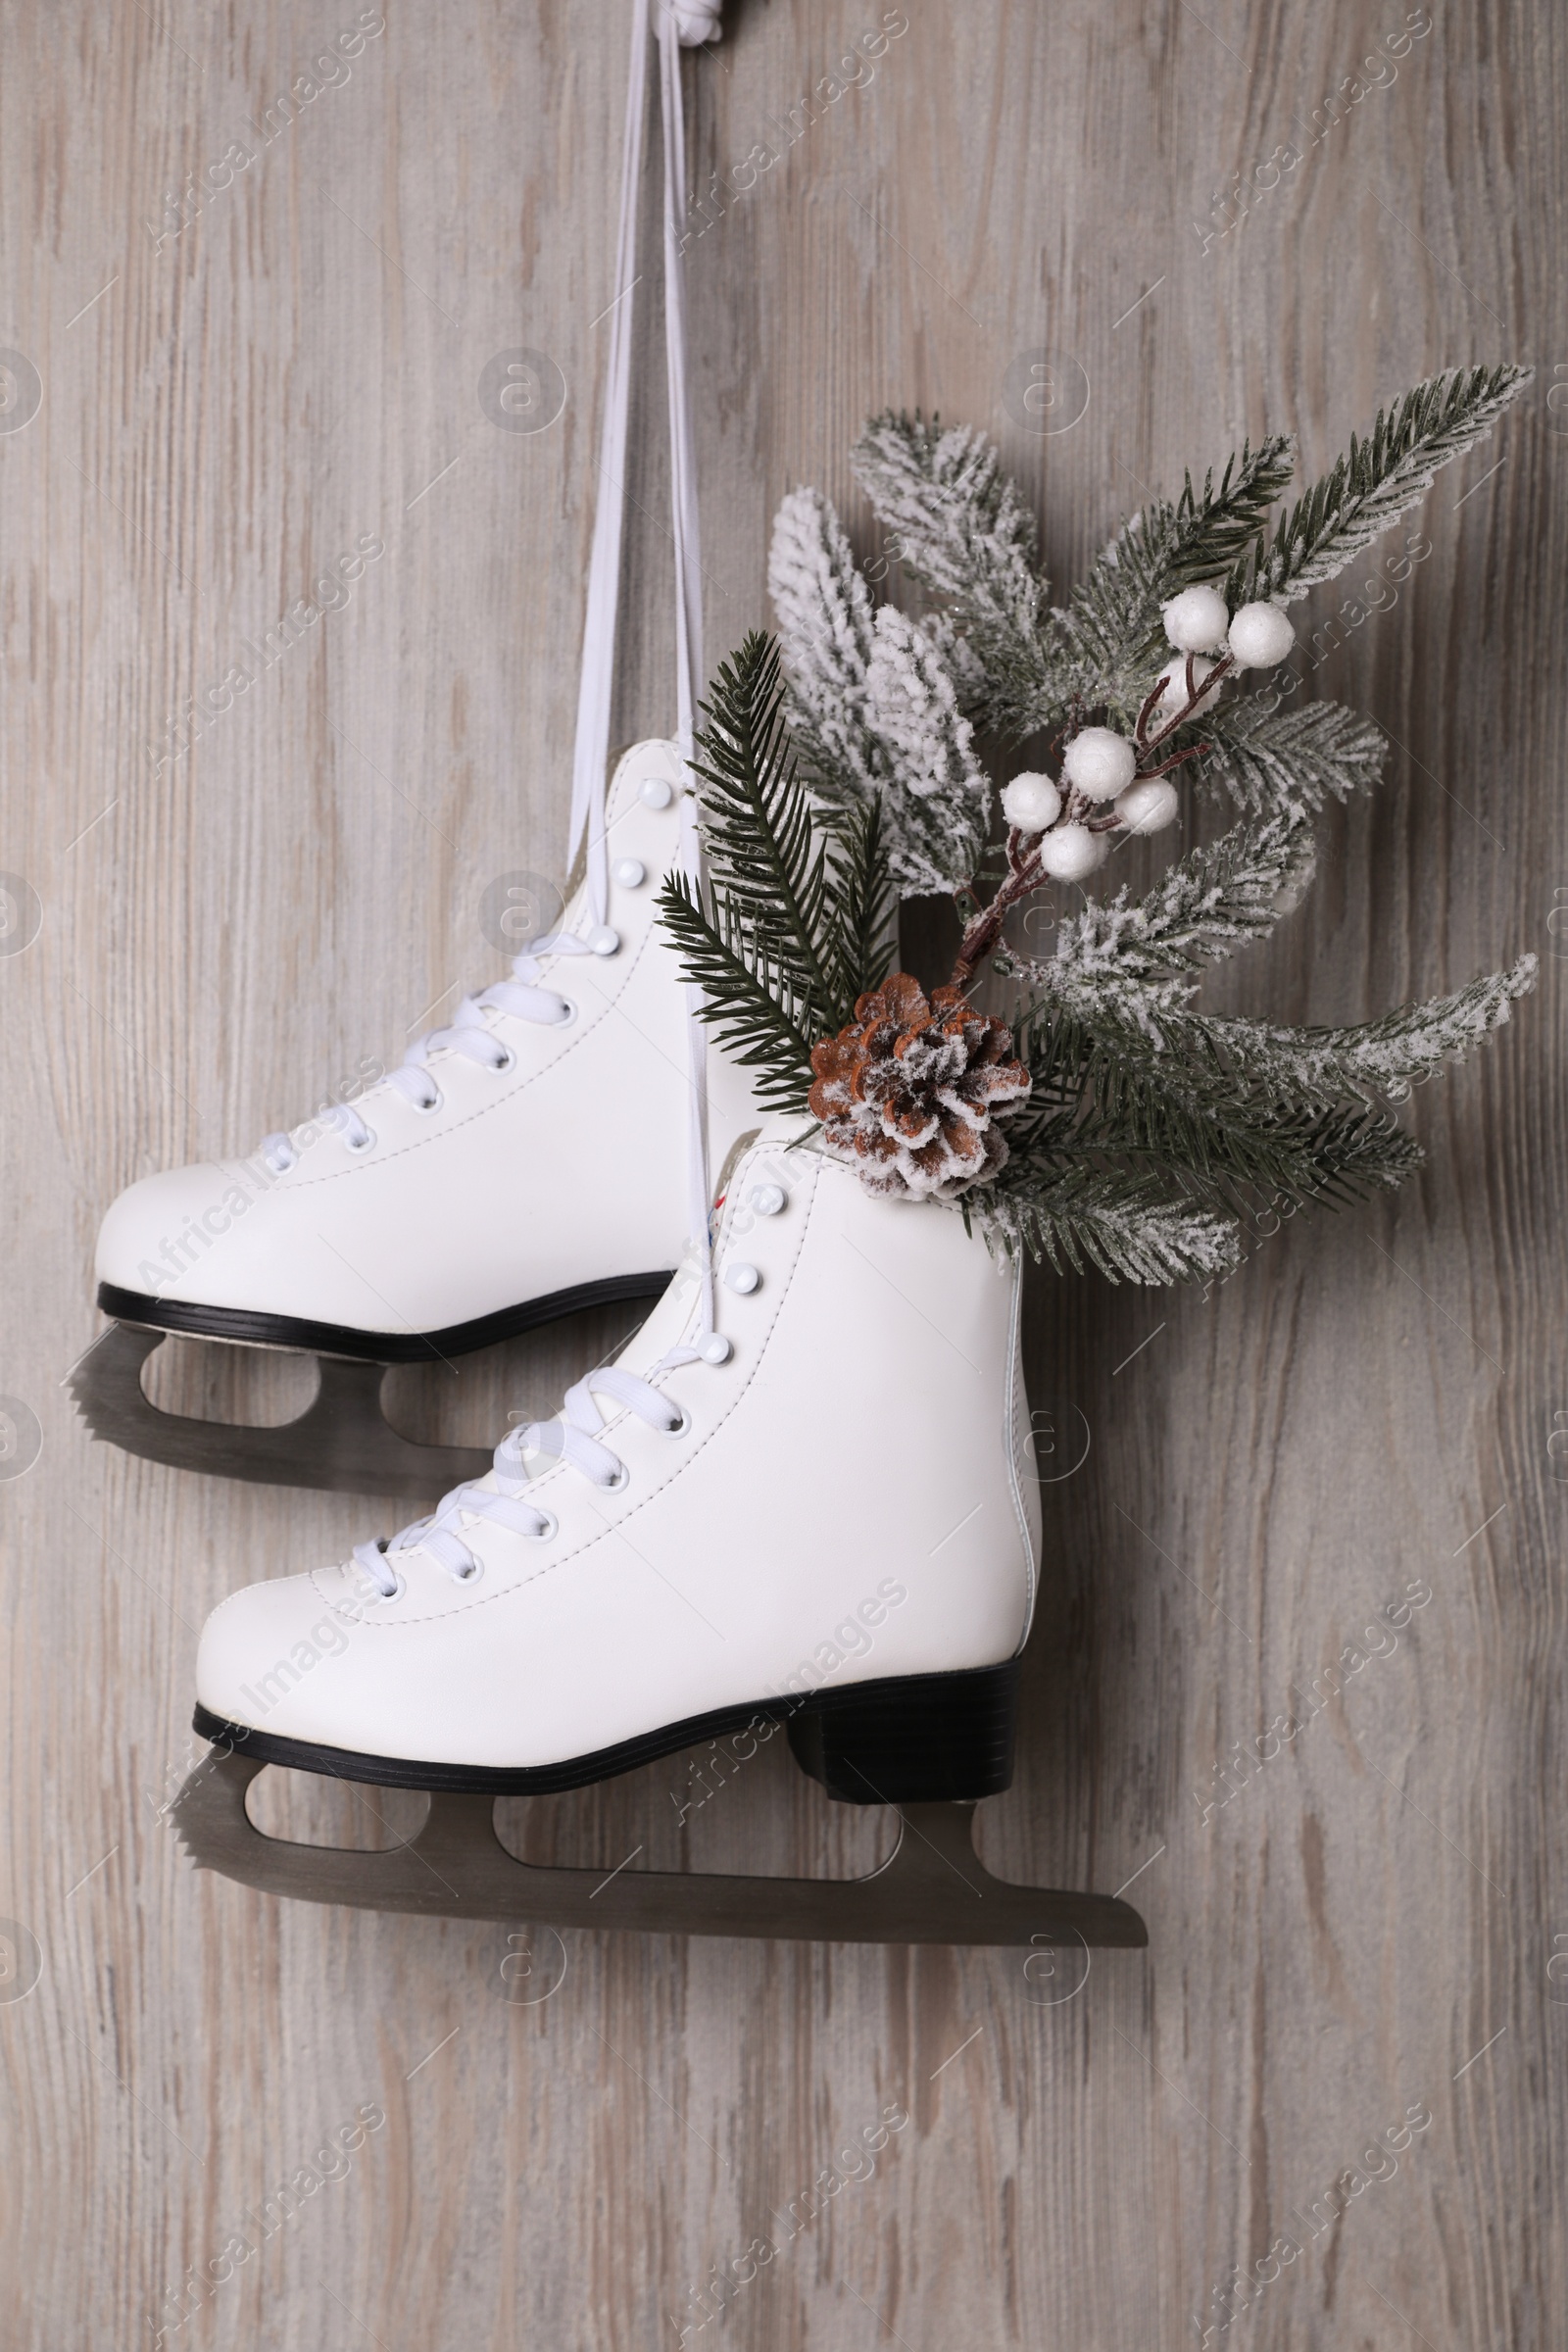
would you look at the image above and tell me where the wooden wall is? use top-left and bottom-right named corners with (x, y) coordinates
top-left (1, 1), bottom-right (1562, 2344)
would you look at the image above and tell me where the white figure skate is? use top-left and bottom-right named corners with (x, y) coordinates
top-left (74, 741), bottom-right (763, 1498)
top-left (173, 1132), bottom-right (1149, 1947)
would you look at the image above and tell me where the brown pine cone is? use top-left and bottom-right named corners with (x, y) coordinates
top-left (808, 972), bottom-right (1032, 1201)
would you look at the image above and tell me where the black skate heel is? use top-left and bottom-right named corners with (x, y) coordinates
top-left (786, 1660), bottom-right (1020, 1805)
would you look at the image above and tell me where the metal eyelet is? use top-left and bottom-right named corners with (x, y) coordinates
top-left (344, 1127), bottom-right (376, 1154)
top-left (524, 1511), bottom-right (558, 1543)
top-left (601, 1463), bottom-right (630, 1493)
top-left (662, 1407), bottom-right (692, 1438)
top-left (489, 1046), bottom-right (516, 1076)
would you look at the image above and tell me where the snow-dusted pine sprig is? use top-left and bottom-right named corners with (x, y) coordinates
top-left (861, 605), bottom-right (991, 894)
top-left (1232, 365), bottom-right (1532, 604)
top-left (1013, 808), bottom-right (1316, 1029)
top-left (1195, 696), bottom-right (1388, 818)
top-left (766, 486), bottom-right (880, 795)
top-left (849, 414), bottom-right (1047, 680)
top-left (1149, 960), bottom-right (1538, 1106)
top-left (766, 485), bottom-right (990, 895)
top-left (973, 1161), bottom-right (1244, 1286)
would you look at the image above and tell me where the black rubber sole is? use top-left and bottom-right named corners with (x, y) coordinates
top-left (193, 1659), bottom-right (1020, 1807)
top-left (98, 1271), bottom-right (671, 1365)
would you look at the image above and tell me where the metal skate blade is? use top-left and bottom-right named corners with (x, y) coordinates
top-left (172, 1747), bottom-right (1149, 1949)
top-left (69, 1323), bottom-right (492, 1499)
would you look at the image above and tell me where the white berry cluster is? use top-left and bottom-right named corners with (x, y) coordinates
top-left (1156, 583), bottom-right (1295, 720)
top-left (998, 583), bottom-right (1298, 884)
top-left (1000, 723), bottom-right (1180, 879)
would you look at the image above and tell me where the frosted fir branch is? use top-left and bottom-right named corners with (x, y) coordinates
top-left (1194, 695), bottom-right (1388, 816)
top-left (766, 486), bottom-right (881, 792)
top-left (972, 1165), bottom-right (1243, 1285)
top-left (1169, 956), bottom-right (1538, 1104)
top-left (850, 412), bottom-right (1045, 620)
top-left (850, 412), bottom-right (1050, 730)
top-left (1236, 365), bottom-right (1532, 604)
top-left (1100, 1047), bottom-right (1424, 1201)
top-left (919, 606), bottom-right (987, 703)
top-left (862, 605), bottom-right (992, 895)
top-left (1015, 810), bottom-right (1316, 1027)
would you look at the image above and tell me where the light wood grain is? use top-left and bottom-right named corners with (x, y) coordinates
top-left (1, 1), bottom-right (1563, 2345)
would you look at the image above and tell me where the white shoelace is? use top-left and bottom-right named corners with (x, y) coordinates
top-left (350, 1348), bottom-right (703, 1593)
top-left (260, 931), bottom-right (598, 1171)
top-left (568, 0), bottom-right (718, 1345)
top-left (271, 6), bottom-right (722, 1341)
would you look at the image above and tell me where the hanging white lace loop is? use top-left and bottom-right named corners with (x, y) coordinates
top-left (559, 0), bottom-right (718, 1343)
top-left (567, 0), bottom-right (650, 933)
top-left (259, 932), bottom-right (597, 1171)
top-left (351, 1348), bottom-right (702, 1593)
top-left (567, 0), bottom-right (717, 910)
top-left (657, 4), bottom-right (717, 1347)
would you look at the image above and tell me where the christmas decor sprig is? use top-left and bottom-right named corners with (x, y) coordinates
top-left (662, 370), bottom-right (1536, 1285)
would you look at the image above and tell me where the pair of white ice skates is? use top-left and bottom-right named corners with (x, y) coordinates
top-left (82, 740), bottom-right (1144, 1945)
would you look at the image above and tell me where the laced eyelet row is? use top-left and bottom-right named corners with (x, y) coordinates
top-left (351, 1349), bottom-right (708, 1598)
top-left (258, 942), bottom-right (595, 1178)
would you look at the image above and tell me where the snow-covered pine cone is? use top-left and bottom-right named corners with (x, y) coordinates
top-left (808, 972), bottom-right (1032, 1201)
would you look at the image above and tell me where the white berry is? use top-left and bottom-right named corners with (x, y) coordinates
top-left (1038, 823), bottom-right (1106, 882)
top-left (1061, 728), bottom-right (1136, 802)
top-left (1116, 777), bottom-right (1180, 834)
top-left (1162, 584), bottom-right (1230, 654)
top-left (1226, 601), bottom-right (1296, 669)
top-left (1154, 653), bottom-right (1222, 720)
top-left (1000, 771), bottom-right (1061, 834)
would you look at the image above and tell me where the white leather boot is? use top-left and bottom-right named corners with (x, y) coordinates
top-left (74, 740), bottom-right (766, 1496)
top-left (192, 1128), bottom-right (1044, 1804)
